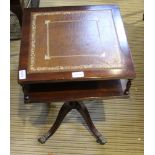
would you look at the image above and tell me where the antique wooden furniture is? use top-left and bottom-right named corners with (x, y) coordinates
top-left (18, 5), bottom-right (135, 144)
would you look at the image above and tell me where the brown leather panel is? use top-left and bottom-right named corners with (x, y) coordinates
top-left (19, 5), bottom-right (135, 84)
top-left (28, 10), bottom-right (123, 73)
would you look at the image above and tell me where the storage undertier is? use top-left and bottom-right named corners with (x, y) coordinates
top-left (24, 80), bottom-right (127, 103)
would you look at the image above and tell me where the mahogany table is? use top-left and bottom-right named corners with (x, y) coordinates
top-left (18, 5), bottom-right (135, 145)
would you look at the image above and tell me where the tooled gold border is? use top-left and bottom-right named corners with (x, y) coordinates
top-left (29, 10), bottom-right (123, 73)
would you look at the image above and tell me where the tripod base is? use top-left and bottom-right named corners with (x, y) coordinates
top-left (38, 101), bottom-right (107, 145)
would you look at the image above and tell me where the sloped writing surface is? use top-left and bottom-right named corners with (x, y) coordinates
top-left (28, 10), bottom-right (124, 73)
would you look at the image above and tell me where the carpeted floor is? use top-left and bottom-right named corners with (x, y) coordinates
top-left (10, 0), bottom-right (144, 155)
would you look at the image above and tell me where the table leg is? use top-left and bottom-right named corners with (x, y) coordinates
top-left (22, 85), bottom-right (30, 103)
top-left (76, 101), bottom-right (107, 144)
top-left (38, 102), bottom-right (72, 144)
top-left (38, 101), bottom-right (106, 144)
top-left (124, 79), bottom-right (132, 95)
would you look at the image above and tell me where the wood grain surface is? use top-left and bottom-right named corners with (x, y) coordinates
top-left (11, 0), bottom-right (144, 155)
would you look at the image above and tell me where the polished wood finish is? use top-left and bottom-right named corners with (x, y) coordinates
top-left (12, 0), bottom-right (143, 154)
top-left (18, 5), bottom-right (135, 84)
top-left (18, 5), bottom-right (135, 145)
top-left (23, 80), bottom-right (127, 103)
top-left (38, 101), bottom-right (106, 144)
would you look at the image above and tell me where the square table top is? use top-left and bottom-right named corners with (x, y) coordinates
top-left (18, 5), bottom-right (135, 84)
